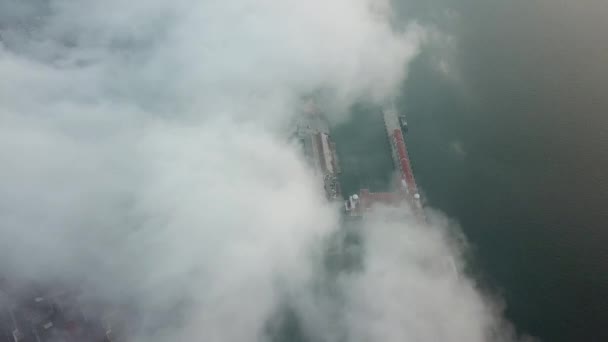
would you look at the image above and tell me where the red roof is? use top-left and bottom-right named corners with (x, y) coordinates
top-left (392, 129), bottom-right (418, 195)
top-left (359, 189), bottom-right (401, 209)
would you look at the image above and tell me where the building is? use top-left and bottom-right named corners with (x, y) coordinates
top-left (293, 103), bottom-right (343, 202)
top-left (344, 189), bottom-right (404, 216)
top-left (0, 280), bottom-right (117, 342)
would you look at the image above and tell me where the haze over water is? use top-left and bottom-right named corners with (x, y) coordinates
top-left (1, 0), bottom-right (607, 341)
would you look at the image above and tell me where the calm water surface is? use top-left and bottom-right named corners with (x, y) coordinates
top-left (333, 53), bottom-right (608, 341)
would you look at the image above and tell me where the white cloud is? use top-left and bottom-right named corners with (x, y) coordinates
top-left (0, 1), bottom-right (527, 341)
top-left (283, 206), bottom-right (533, 342)
top-left (344, 208), bottom-right (499, 342)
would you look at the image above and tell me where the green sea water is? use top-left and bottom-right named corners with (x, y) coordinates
top-left (331, 51), bottom-right (608, 341)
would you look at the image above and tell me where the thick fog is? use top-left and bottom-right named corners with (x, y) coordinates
top-left (1, 0), bottom-right (526, 341)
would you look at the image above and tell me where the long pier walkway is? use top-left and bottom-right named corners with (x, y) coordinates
top-left (382, 106), bottom-right (423, 216)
